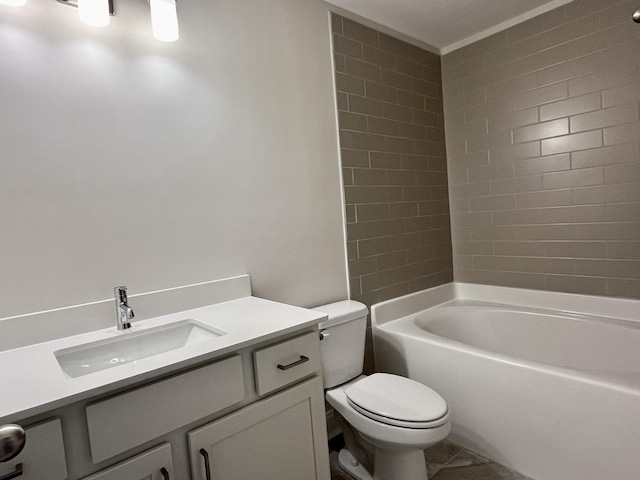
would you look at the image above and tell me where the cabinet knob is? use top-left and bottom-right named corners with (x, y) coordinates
top-left (0, 425), bottom-right (25, 463)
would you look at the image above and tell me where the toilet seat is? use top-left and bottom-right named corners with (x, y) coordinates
top-left (345, 373), bottom-right (448, 429)
top-left (326, 375), bottom-right (451, 450)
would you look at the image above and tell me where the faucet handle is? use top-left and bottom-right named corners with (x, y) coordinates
top-left (114, 286), bottom-right (128, 304)
top-left (114, 286), bottom-right (134, 330)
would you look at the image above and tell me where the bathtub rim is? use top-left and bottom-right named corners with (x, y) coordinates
top-left (371, 282), bottom-right (640, 329)
top-left (416, 300), bottom-right (640, 333)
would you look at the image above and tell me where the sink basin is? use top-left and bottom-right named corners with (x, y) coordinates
top-left (54, 320), bottom-right (226, 378)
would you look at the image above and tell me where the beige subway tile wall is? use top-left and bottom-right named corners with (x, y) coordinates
top-left (333, 14), bottom-right (453, 307)
top-left (332, 13), bottom-right (453, 367)
top-left (443, 0), bottom-right (640, 299)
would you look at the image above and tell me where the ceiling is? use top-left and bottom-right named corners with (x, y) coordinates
top-left (325, 0), bottom-right (574, 54)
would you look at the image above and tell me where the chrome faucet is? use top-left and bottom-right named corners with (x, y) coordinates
top-left (114, 286), bottom-right (134, 330)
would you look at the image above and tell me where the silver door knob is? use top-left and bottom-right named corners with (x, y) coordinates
top-left (0, 425), bottom-right (25, 462)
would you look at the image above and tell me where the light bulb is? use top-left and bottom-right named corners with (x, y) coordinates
top-left (78, 0), bottom-right (110, 27)
top-left (0, 0), bottom-right (27, 7)
top-left (150, 0), bottom-right (179, 42)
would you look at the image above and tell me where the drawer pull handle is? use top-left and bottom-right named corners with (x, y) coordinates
top-left (200, 448), bottom-right (212, 480)
top-left (0, 464), bottom-right (22, 480)
top-left (160, 467), bottom-right (170, 480)
top-left (277, 355), bottom-right (309, 371)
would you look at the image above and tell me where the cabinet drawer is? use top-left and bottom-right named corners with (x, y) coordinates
top-left (82, 443), bottom-right (173, 480)
top-left (86, 355), bottom-right (244, 463)
top-left (0, 418), bottom-right (67, 480)
top-left (253, 332), bottom-right (320, 396)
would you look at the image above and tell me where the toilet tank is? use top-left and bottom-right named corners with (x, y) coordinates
top-left (313, 300), bottom-right (368, 389)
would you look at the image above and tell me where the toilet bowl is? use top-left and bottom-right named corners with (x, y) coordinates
top-left (326, 374), bottom-right (450, 480)
top-left (314, 301), bottom-right (451, 480)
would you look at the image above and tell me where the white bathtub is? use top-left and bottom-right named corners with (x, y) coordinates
top-left (371, 283), bottom-right (640, 480)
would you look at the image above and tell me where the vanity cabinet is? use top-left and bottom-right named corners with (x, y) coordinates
top-left (81, 444), bottom-right (173, 480)
top-left (0, 418), bottom-right (67, 480)
top-left (6, 329), bottom-right (329, 480)
top-left (188, 376), bottom-right (328, 480)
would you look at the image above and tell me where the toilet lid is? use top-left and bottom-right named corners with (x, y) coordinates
top-left (345, 373), bottom-right (448, 428)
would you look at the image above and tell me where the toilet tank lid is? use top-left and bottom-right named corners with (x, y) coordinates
top-left (313, 300), bottom-right (368, 329)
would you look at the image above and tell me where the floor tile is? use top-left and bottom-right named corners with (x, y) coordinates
top-left (432, 447), bottom-right (531, 480)
top-left (432, 461), bottom-right (529, 480)
top-left (329, 438), bottom-right (532, 480)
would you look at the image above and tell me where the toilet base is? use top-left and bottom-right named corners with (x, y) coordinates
top-left (338, 446), bottom-right (430, 480)
top-left (338, 448), bottom-right (373, 480)
top-left (373, 447), bottom-right (428, 480)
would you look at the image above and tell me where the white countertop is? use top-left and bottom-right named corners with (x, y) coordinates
top-left (0, 295), bottom-right (326, 425)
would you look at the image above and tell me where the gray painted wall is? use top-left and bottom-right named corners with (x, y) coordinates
top-left (0, 0), bottom-right (348, 319)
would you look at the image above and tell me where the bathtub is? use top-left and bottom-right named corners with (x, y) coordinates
top-left (370, 283), bottom-right (640, 480)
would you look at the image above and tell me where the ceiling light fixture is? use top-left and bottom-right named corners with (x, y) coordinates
top-left (0, 0), bottom-right (27, 7)
top-left (56, 0), bottom-right (179, 41)
top-left (57, 0), bottom-right (114, 27)
top-left (78, 0), bottom-right (112, 27)
top-left (149, 0), bottom-right (179, 42)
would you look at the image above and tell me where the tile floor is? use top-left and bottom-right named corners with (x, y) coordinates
top-left (329, 439), bottom-right (532, 480)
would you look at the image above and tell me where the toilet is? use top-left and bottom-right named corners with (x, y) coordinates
top-left (314, 300), bottom-right (450, 480)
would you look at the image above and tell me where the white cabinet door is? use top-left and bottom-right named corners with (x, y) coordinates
top-left (0, 418), bottom-right (67, 480)
top-left (188, 376), bottom-right (330, 480)
top-left (81, 443), bottom-right (173, 480)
